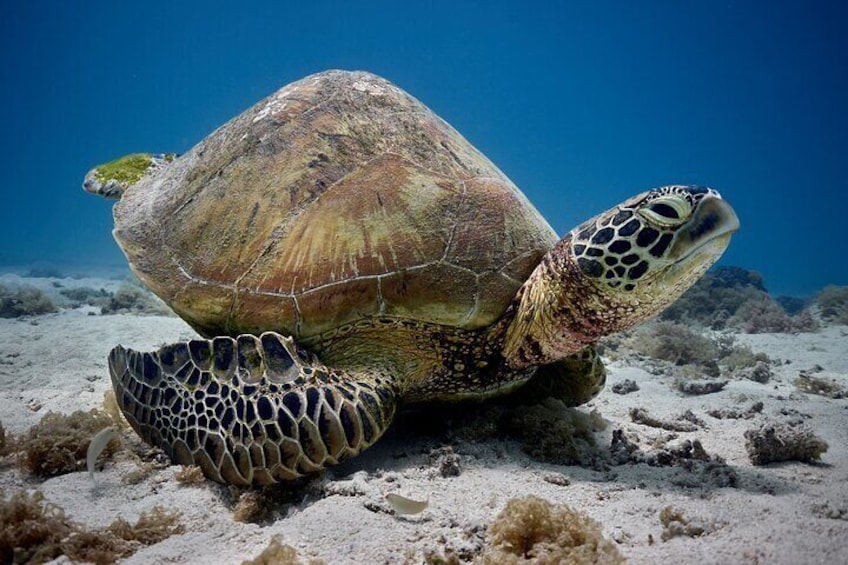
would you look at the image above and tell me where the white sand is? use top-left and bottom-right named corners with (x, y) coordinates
top-left (1, 276), bottom-right (847, 564)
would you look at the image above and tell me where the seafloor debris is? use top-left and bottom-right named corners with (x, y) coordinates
top-left (479, 495), bottom-right (623, 564)
top-left (385, 493), bottom-right (429, 515)
top-left (609, 430), bottom-right (738, 488)
top-left (0, 420), bottom-right (7, 456)
top-left (659, 506), bottom-right (716, 541)
top-left (707, 401), bottom-right (764, 420)
top-left (428, 445), bottom-right (462, 477)
top-left (174, 465), bottom-right (206, 485)
top-left (242, 535), bottom-right (325, 565)
top-left (744, 420), bottom-right (828, 465)
top-left (232, 490), bottom-right (270, 524)
top-left (541, 472), bottom-right (571, 487)
top-left (611, 379), bottom-right (640, 395)
top-left (629, 407), bottom-right (700, 432)
top-left (674, 379), bottom-right (728, 395)
top-left (794, 371), bottom-right (847, 399)
top-left (740, 361), bottom-right (773, 383)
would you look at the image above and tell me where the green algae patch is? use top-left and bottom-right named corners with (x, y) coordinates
top-left (93, 153), bottom-right (154, 186)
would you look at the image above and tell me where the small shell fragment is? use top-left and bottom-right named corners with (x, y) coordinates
top-left (87, 427), bottom-right (118, 480)
top-left (385, 492), bottom-right (429, 515)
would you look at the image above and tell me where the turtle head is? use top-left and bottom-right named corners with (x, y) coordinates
top-left (568, 185), bottom-right (739, 302)
top-left (503, 185), bottom-right (739, 368)
top-left (83, 153), bottom-right (177, 200)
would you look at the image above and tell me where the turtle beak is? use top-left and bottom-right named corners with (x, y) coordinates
top-left (82, 177), bottom-right (99, 195)
top-left (669, 195), bottom-right (740, 263)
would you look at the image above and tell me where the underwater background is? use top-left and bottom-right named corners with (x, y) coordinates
top-left (1, 1), bottom-right (846, 296)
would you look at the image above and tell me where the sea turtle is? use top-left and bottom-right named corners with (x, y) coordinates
top-left (84, 70), bottom-right (739, 486)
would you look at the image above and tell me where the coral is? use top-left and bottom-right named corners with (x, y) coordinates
top-left (428, 446), bottom-right (462, 478)
top-left (498, 399), bottom-right (605, 467)
top-left (740, 361), bottom-right (773, 383)
top-left (660, 266), bottom-right (769, 328)
top-left (0, 490), bottom-right (183, 565)
top-left (626, 321), bottom-right (719, 367)
top-left (59, 286), bottom-right (112, 308)
top-left (242, 535), bottom-right (324, 565)
top-left (728, 297), bottom-right (816, 334)
top-left (611, 379), bottom-right (639, 395)
top-left (480, 496), bottom-right (623, 564)
top-left (744, 420), bottom-right (828, 465)
top-left (16, 409), bottom-right (119, 477)
top-left (775, 295), bottom-right (808, 316)
top-left (609, 431), bottom-right (737, 487)
top-left (709, 266), bottom-right (768, 291)
top-left (815, 285), bottom-right (848, 324)
top-left (0, 284), bottom-right (58, 318)
top-left (100, 283), bottom-right (173, 316)
top-left (661, 266), bottom-right (816, 332)
top-left (25, 265), bottom-right (65, 278)
top-left (720, 340), bottom-right (771, 373)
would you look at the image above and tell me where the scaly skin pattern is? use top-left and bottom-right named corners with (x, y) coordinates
top-left (503, 186), bottom-right (738, 368)
top-left (109, 332), bottom-right (396, 486)
top-left (93, 71), bottom-right (740, 485)
top-left (108, 184), bottom-right (737, 485)
top-left (109, 319), bottom-right (603, 486)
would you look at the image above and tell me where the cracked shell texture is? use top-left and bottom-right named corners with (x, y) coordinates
top-left (113, 70), bottom-right (556, 338)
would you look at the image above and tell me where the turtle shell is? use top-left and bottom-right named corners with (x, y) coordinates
top-left (114, 70), bottom-right (556, 339)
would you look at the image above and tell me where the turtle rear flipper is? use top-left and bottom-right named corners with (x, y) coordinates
top-left (108, 332), bottom-right (397, 486)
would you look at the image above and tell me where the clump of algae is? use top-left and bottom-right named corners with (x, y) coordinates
top-left (15, 409), bottom-right (119, 477)
top-left (0, 489), bottom-right (183, 564)
top-left (93, 153), bottom-right (155, 185)
top-left (242, 535), bottom-right (324, 565)
top-left (480, 495), bottom-right (623, 564)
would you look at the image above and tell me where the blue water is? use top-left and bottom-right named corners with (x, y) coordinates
top-left (1, 1), bottom-right (845, 297)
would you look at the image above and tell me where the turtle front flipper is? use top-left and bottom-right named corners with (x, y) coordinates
top-left (108, 332), bottom-right (397, 486)
top-left (510, 347), bottom-right (607, 407)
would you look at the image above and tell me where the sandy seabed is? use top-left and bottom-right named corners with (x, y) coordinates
top-left (1, 275), bottom-right (847, 564)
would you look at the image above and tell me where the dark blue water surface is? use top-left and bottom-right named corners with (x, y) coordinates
top-left (1, 1), bottom-right (845, 296)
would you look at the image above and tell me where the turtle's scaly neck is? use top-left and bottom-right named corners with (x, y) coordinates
top-left (498, 235), bottom-right (622, 369)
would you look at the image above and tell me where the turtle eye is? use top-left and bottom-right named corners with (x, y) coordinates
top-left (639, 195), bottom-right (692, 227)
